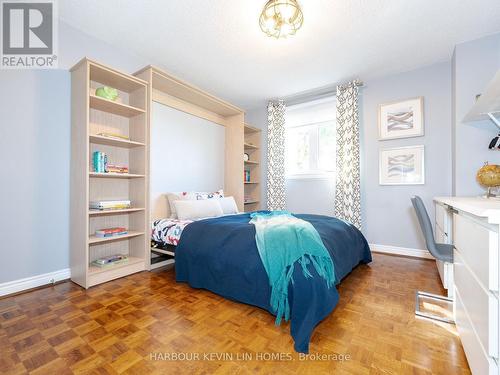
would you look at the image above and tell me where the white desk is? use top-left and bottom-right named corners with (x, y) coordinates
top-left (434, 197), bottom-right (500, 375)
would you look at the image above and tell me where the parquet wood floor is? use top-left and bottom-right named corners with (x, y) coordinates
top-left (0, 253), bottom-right (470, 374)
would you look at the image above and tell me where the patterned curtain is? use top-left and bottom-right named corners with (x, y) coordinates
top-left (334, 81), bottom-right (361, 229)
top-left (266, 100), bottom-right (286, 211)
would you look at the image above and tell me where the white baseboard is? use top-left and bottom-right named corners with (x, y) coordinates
top-left (0, 268), bottom-right (71, 297)
top-left (369, 243), bottom-right (432, 259)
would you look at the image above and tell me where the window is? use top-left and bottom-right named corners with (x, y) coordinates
top-left (285, 97), bottom-right (336, 178)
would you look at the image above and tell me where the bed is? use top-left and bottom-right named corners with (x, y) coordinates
top-left (152, 218), bottom-right (193, 246)
top-left (171, 211), bottom-right (371, 353)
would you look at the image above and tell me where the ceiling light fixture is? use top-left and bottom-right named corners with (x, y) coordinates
top-left (259, 0), bottom-right (304, 39)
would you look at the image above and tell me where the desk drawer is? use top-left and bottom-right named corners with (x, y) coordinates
top-left (453, 213), bottom-right (499, 292)
top-left (455, 250), bottom-right (499, 359)
top-left (455, 288), bottom-right (499, 375)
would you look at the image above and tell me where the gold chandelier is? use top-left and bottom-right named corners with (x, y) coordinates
top-left (259, 0), bottom-right (304, 39)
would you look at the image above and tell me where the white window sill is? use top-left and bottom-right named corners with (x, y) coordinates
top-left (286, 174), bottom-right (335, 180)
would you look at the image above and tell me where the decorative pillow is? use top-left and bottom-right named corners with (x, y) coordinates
top-left (194, 189), bottom-right (225, 200)
top-left (173, 199), bottom-right (223, 220)
top-left (218, 196), bottom-right (239, 215)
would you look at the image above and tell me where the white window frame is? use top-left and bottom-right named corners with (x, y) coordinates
top-left (285, 98), bottom-right (336, 180)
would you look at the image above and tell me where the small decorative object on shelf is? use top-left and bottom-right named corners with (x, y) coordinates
top-left (244, 153), bottom-right (249, 161)
top-left (91, 254), bottom-right (129, 268)
top-left (90, 200), bottom-right (131, 210)
top-left (476, 162), bottom-right (500, 198)
top-left (95, 86), bottom-right (119, 101)
top-left (95, 227), bottom-right (128, 238)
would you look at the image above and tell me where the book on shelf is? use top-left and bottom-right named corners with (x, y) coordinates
top-left (93, 151), bottom-right (108, 173)
top-left (89, 200), bottom-right (131, 210)
top-left (91, 254), bottom-right (129, 268)
top-left (94, 227), bottom-right (128, 238)
top-left (106, 164), bottom-right (129, 174)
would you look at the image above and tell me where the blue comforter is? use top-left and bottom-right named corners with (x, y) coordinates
top-left (175, 212), bottom-right (372, 353)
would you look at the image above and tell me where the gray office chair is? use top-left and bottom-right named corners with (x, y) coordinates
top-left (411, 196), bottom-right (454, 324)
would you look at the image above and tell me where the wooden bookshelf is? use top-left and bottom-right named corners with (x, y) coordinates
top-left (70, 58), bottom-right (149, 288)
top-left (89, 94), bottom-right (146, 117)
top-left (88, 256), bottom-right (144, 275)
top-left (89, 134), bottom-right (145, 148)
top-left (89, 208), bottom-right (145, 216)
top-left (88, 231), bottom-right (145, 245)
top-left (244, 142), bottom-right (259, 150)
top-left (89, 172), bottom-right (145, 179)
top-left (244, 124), bottom-right (262, 212)
top-left (244, 200), bottom-right (260, 205)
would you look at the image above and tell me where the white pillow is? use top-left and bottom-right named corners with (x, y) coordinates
top-left (219, 196), bottom-right (239, 215)
top-left (173, 199), bottom-right (224, 220)
top-left (167, 190), bottom-right (224, 218)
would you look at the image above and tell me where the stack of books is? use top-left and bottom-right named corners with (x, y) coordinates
top-left (91, 254), bottom-right (129, 268)
top-left (90, 200), bottom-right (131, 210)
top-left (95, 227), bottom-right (127, 238)
top-left (106, 164), bottom-right (129, 174)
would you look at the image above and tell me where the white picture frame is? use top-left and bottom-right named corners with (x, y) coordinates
top-left (379, 145), bottom-right (425, 185)
top-left (378, 97), bottom-right (424, 140)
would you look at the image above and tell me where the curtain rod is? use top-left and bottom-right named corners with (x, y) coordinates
top-left (275, 80), bottom-right (364, 107)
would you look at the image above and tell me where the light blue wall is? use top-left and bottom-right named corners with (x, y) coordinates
top-left (0, 71), bottom-right (70, 283)
top-left (0, 22), bottom-right (148, 283)
top-left (452, 32), bottom-right (500, 196)
top-left (246, 61), bottom-right (453, 250)
top-left (362, 62), bottom-right (452, 249)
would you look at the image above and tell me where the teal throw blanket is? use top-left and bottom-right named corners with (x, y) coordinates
top-left (250, 211), bottom-right (335, 325)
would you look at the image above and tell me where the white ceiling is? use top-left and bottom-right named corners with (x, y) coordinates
top-left (60, 0), bottom-right (500, 110)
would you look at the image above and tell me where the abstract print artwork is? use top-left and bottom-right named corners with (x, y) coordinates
top-left (267, 100), bottom-right (286, 211)
top-left (379, 145), bottom-right (425, 185)
top-left (379, 97), bottom-right (424, 140)
top-left (334, 81), bottom-right (361, 229)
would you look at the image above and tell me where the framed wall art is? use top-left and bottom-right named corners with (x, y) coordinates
top-left (378, 97), bottom-right (424, 140)
top-left (379, 145), bottom-right (425, 185)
